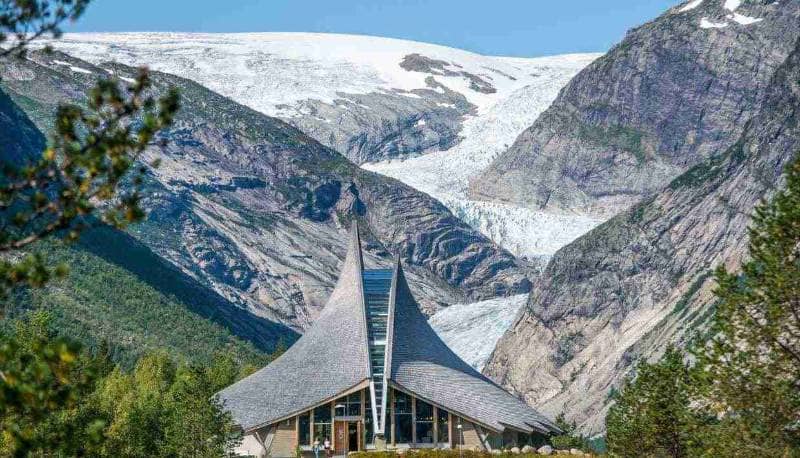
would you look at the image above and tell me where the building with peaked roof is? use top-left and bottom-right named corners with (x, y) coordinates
top-left (218, 224), bottom-right (559, 457)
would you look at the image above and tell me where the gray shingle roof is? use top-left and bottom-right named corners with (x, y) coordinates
top-left (218, 223), bottom-right (559, 435)
top-left (217, 224), bottom-right (370, 431)
top-left (387, 258), bottom-right (559, 434)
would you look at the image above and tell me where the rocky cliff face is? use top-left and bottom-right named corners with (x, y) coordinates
top-left (1, 50), bottom-right (531, 331)
top-left (472, 0), bottom-right (800, 218)
top-left (485, 32), bottom-right (800, 434)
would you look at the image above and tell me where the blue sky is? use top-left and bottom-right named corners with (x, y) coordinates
top-left (66, 0), bottom-right (678, 57)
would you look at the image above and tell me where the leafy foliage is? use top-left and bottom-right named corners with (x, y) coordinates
top-left (0, 69), bottom-right (179, 297)
top-left (0, 311), bottom-right (103, 456)
top-left (606, 346), bottom-right (709, 457)
top-left (550, 413), bottom-right (593, 451)
top-left (6, 235), bottom-right (279, 368)
top-left (0, 312), bottom-right (253, 456)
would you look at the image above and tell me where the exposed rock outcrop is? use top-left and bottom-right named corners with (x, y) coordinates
top-left (472, 0), bottom-right (800, 218)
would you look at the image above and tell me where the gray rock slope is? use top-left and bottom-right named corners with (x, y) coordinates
top-left (277, 73), bottom-right (473, 164)
top-left (485, 31), bottom-right (800, 434)
top-left (0, 50), bottom-right (532, 332)
top-left (472, 0), bottom-right (800, 218)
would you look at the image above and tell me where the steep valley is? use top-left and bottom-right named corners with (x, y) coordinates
top-left (1, 49), bottom-right (530, 339)
top-left (3, 0), bottom-right (800, 436)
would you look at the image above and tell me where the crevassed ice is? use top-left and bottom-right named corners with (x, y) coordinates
top-left (46, 32), bottom-right (602, 262)
top-left (364, 55), bottom-right (602, 260)
top-left (429, 294), bottom-right (528, 371)
top-left (42, 32), bottom-right (590, 117)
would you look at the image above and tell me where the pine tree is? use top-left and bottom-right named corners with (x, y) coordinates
top-left (696, 156), bottom-right (800, 454)
top-left (605, 346), bottom-right (705, 457)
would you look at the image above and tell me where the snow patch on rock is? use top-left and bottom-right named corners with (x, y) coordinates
top-left (723, 0), bottom-right (741, 11)
top-left (700, 17), bottom-right (729, 28)
top-left (678, 0), bottom-right (704, 12)
top-left (728, 11), bottom-right (763, 24)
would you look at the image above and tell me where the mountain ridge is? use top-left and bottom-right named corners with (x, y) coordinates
top-left (485, 3), bottom-right (800, 433)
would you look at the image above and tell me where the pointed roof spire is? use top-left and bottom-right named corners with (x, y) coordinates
top-left (216, 222), bottom-right (371, 432)
top-left (218, 223), bottom-right (559, 436)
top-left (348, 220), bottom-right (364, 270)
top-left (387, 256), bottom-right (559, 434)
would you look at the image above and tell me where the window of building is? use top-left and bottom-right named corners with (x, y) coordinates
top-left (313, 403), bottom-right (332, 442)
top-left (415, 399), bottom-right (434, 443)
top-left (299, 412), bottom-right (311, 446)
top-left (335, 391), bottom-right (362, 417)
top-left (436, 408), bottom-right (449, 443)
top-left (364, 390), bottom-right (374, 446)
top-left (393, 389), bottom-right (413, 443)
top-left (348, 391), bottom-right (362, 416)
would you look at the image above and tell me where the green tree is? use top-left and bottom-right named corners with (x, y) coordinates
top-left (0, 311), bottom-right (104, 456)
top-left (88, 351), bottom-right (242, 457)
top-left (0, 1), bottom-right (179, 455)
top-left (606, 346), bottom-right (705, 457)
top-left (0, 1), bottom-right (179, 299)
top-left (550, 413), bottom-right (592, 451)
top-left (695, 156), bottom-right (800, 455)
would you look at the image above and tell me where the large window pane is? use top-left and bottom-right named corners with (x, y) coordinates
top-left (314, 403), bottom-right (332, 443)
top-left (436, 409), bottom-right (449, 443)
top-left (364, 391), bottom-right (374, 446)
top-left (393, 389), bottom-right (413, 444)
top-left (415, 399), bottom-right (433, 422)
top-left (414, 398), bottom-right (434, 444)
top-left (334, 397), bottom-right (348, 417)
top-left (395, 413), bottom-right (413, 443)
top-left (393, 390), bottom-right (412, 414)
top-left (348, 391), bottom-right (362, 416)
top-left (334, 393), bottom-right (362, 417)
top-left (298, 412), bottom-right (311, 445)
top-left (313, 424), bottom-right (332, 443)
top-left (314, 404), bottom-right (332, 423)
top-left (416, 421), bottom-right (434, 444)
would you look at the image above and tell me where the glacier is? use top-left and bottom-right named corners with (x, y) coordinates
top-left (429, 294), bottom-right (528, 371)
top-left (39, 32), bottom-right (604, 363)
top-left (44, 32), bottom-right (602, 261)
top-left (363, 57), bottom-right (603, 261)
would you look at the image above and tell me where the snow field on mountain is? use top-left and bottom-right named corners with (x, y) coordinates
top-left (46, 32), bottom-right (579, 116)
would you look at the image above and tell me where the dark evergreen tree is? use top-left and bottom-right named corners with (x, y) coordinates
top-left (606, 346), bottom-right (706, 457)
top-left (695, 156), bottom-right (800, 455)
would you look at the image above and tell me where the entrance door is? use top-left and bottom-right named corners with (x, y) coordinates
top-left (348, 421), bottom-right (360, 452)
top-left (334, 421), bottom-right (347, 454)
